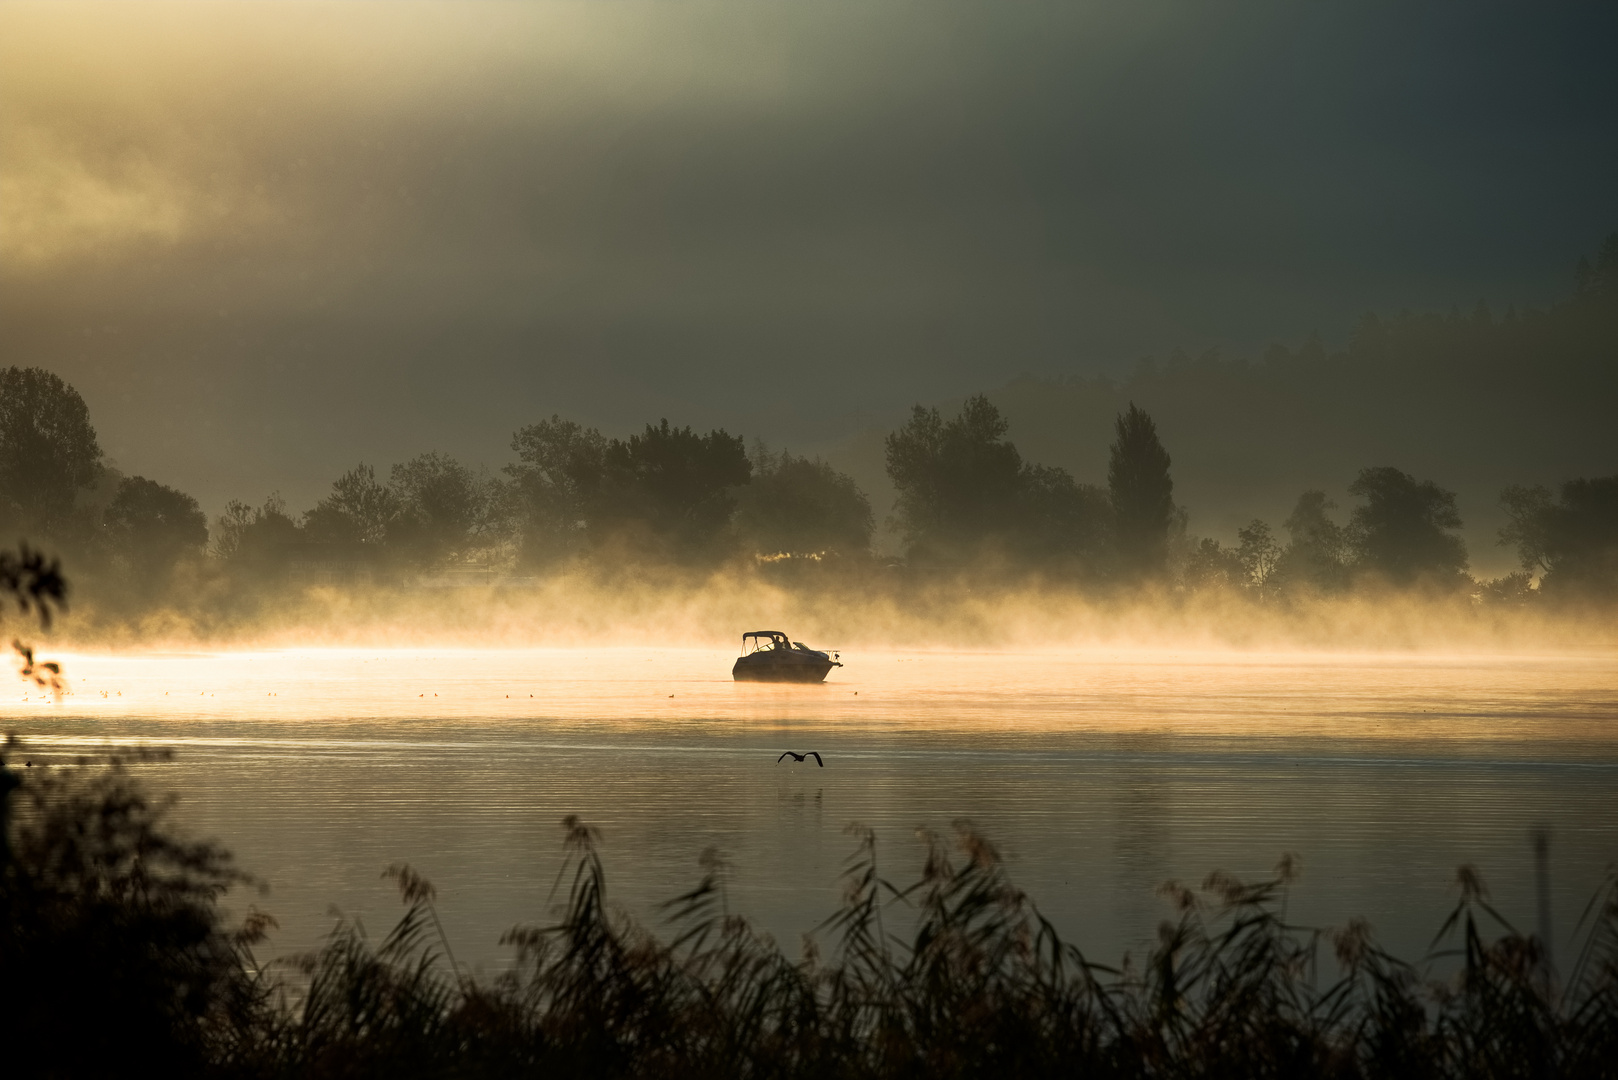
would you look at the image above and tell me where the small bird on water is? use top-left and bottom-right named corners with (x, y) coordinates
top-left (777, 751), bottom-right (824, 767)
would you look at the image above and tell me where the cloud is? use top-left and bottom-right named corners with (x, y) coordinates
top-left (0, 2), bottom-right (1147, 307)
top-left (0, 121), bottom-right (279, 267)
top-left (0, 1), bottom-right (1613, 521)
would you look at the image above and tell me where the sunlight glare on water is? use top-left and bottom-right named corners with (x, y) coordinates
top-left (12, 646), bottom-right (1618, 976)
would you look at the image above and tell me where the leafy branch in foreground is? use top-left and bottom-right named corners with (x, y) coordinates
top-left (2, 543), bottom-right (67, 695)
top-left (0, 543), bottom-right (67, 629)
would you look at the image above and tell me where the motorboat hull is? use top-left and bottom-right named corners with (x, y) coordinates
top-left (732, 655), bottom-right (835, 683)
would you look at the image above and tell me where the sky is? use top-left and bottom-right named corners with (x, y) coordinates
top-left (3, 1), bottom-right (1616, 531)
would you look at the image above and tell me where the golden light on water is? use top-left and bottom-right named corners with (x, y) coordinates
top-left (18, 646), bottom-right (1616, 740)
top-left (13, 645), bottom-right (1615, 971)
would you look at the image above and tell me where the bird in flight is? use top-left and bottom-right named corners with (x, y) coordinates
top-left (778, 751), bottom-right (824, 767)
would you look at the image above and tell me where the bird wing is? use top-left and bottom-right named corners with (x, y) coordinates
top-left (809, 752), bottom-right (823, 767)
top-left (778, 752), bottom-right (792, 762)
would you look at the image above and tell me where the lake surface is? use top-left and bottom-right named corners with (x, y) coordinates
top-left (9, 646), bottom-right (1618, 978)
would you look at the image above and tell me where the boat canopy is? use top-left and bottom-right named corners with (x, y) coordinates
top-left (741, 630), bottom-right (791, 654)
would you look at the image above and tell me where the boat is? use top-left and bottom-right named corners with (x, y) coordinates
top-left (731, 631), bottom-right (841, 683)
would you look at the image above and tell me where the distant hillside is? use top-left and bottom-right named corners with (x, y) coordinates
top-left (821, 245), bottom-right (1618, 576)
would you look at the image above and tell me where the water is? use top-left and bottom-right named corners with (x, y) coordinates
top-left (10, 646), bottom-right (1617, 978)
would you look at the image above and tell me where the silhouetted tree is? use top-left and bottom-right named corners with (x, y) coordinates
top-left (886, 395), bottom-right (1026, 563)
top-left (102, 476), bottom-right (208, 583)
top-left (212, 493), bottom-right (303, 565)
top-left (1499, 484), bottom-right (1555, 578)
top-left (887, 395), bottom-right (1109, 571)
top-left (1236, 520), bottom-right (1281, 593)
top-left (0, 367), bottom-right (102, 537)
top-left (304, 463), bottom-right (398, 545)
top-left (1574, 231), bottom-right (1618, 298)
top-left (599, 420), bottom-right (751, 560)
top-left (1018, 462), bottom-right (1111, 571)
top-left (1478, 570), bottom-right (1536, 607)
top-left (1107, 403), bottom-right (1174, 580)
top-left (734, 446), bottom-right (872, 559)
top-left (1500, 476), bottom-right (1618, 601)
top-left (389, 452), bottom-right (501, 565)
top-left (1184, 537), bottom-right (1243, 591)
top-left (1275, 492), bottom-right (1349, 592)
top-left (506, 415), bottom-right (609, 565)
top-left (1347, 466), bottom-right (1468, 585)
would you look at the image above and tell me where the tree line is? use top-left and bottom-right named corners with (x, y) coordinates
top-left (974, 233), bottom-right (1618, 553)
top-left (209, 418), bottom-right (875, 576)
top-left (1, 234), bottom-right (1614, 603)
top-left (882, 393), bottom-right (1618, 603)
top-left (2, 363), bottom-right (1616, 604)
top-left (0, 375), bottom-right (878, 590)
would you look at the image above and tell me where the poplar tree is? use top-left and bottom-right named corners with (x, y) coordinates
top-left (1107, 403), bottom-right (1174, 579)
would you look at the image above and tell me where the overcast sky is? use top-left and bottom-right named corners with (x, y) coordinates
top-left (3, 1), bottom-right (1615, 517)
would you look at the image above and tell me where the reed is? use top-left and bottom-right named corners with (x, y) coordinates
top-left (2, 749), bottom-right (1615, 1078)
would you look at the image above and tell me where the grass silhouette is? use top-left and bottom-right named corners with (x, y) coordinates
top-left (2, 746), bottom-right (1616, 1078)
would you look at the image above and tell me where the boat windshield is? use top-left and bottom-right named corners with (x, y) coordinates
top-left (741, 631), bottom-right (790, 655)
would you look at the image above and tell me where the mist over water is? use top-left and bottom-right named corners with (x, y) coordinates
top-left (18, 645), bottom-right (1616, 975)
top-left (3, 5), bottom-right (1616, 1070)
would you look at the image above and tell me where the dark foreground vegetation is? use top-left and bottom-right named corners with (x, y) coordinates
top-left (2, 745), bottom-right (1617, 1079)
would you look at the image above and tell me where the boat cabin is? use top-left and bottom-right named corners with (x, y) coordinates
top-left (740, 630), bottom-right (793, 655)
